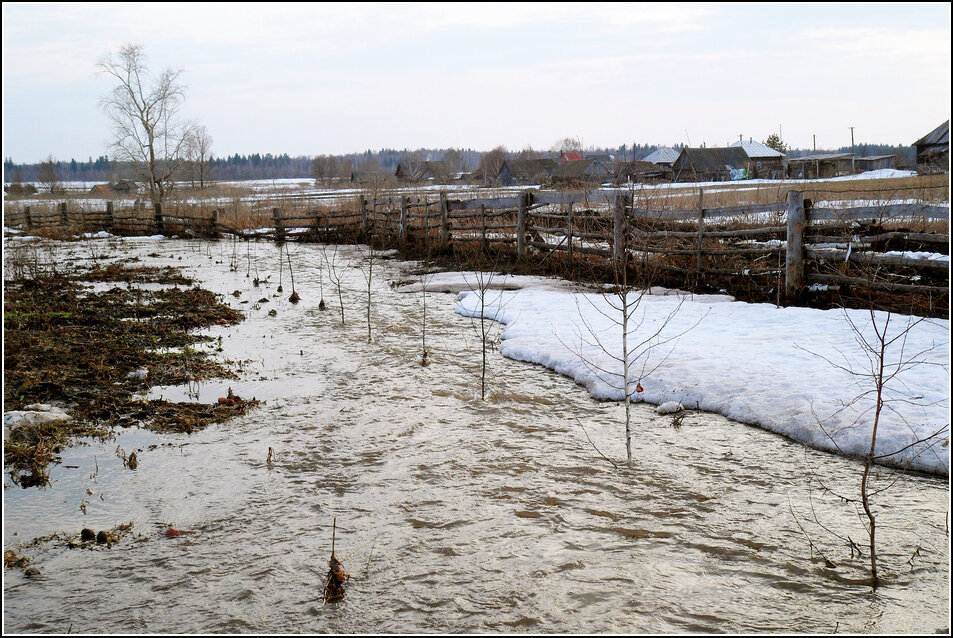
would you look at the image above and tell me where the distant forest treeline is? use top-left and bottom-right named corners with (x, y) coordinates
top-left (3, 143), bottom-right (916, 183)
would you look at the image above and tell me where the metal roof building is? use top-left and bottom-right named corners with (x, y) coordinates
top-left (642, 147), bottom-right (680, 166)
top-left (730, 140), bottom-right (786, 159)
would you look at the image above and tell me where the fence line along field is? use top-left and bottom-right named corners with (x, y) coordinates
top-left (4, 177), bottom-right (949, 318)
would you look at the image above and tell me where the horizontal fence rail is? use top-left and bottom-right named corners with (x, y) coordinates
top-left (4, 189), bottom-right (949, 312)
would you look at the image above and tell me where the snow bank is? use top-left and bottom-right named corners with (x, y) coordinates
top-left (451, 278), bottom-right (949, 475)
top-left (3, 404), bottom-right (72, 443)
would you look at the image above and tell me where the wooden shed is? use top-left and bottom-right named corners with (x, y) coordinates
top-left (854, 155), bottom-right (897, 172)
top-left (784, 153), bottom-right (856, 179)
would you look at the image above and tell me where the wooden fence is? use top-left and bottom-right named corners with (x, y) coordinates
top-left (5, 189), bottom-right (949, 307)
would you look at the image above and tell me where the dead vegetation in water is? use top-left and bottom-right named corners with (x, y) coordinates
top-left (323, 519), bottom-right (349, 603)
top-left (3, 262), bottom-right (257, 487)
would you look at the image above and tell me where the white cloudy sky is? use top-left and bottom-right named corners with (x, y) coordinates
top-left (2, 2), bottom-right (950, 163)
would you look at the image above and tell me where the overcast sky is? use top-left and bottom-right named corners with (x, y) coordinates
top-left (2, 2), bottom-right (950, 164)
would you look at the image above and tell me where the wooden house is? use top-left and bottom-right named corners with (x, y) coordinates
top-left (497, 158), bottom-right (558, 186)
top-left (551, 159), bottom-right (611, 185)
top-left (394, 160), bottom-right (450, 183)
top-left (672, 147), bottom-right (751, 182)
top-left (613, 160), bottom-right (665, 184)
top-left (730, 140), bottom-right (786, 179)
top-left (914, 120), bottom-right (949, 173)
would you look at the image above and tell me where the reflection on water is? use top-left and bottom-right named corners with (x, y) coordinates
top-left (3, 238), bottom-right (949, 633)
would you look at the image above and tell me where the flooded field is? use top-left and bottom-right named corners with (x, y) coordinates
top-left (3, 236), bottom-right (949, 633)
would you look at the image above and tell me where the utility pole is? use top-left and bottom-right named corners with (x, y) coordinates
top-left (813, 134), bottom-right (816, 152)
top-left (850, 126), bottom-right (856, 173)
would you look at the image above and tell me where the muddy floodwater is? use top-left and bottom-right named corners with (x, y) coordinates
top-left (3, 237), bottom-right (949, 633)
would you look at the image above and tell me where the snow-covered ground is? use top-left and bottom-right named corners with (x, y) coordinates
top-left (427, 273), bottom-right (950, 475)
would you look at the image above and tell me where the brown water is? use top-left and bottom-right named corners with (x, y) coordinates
top-left (3, 237), bottom-right (949, 633)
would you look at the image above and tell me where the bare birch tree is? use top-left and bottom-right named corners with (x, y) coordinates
top-left (567, 191), bottom-right (703, 466)
top-left (460, 270), bottom-right (511, 401)
top-left (796, 308), bottom-right (949, 586)
top-left (185, 125), bottom-right (213, 189)
top-left (98, 44), bottom-right (196, 207)
top-left (356, 241), bottom-right (378, 343)
top-left (321, 244), bottom-right (348, 325)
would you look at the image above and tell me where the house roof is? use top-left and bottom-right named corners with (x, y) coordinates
top-left (786, 153), bottom-right (854, 163)
top-left (730, 140), bottom-right (786, 158)
top-left (614, 160), bottom-right (662, 176)
top-left (675, 147), bottom-right (750, 173)
top-left (642, 147), bottom-right (681, 165)
top-left (855, 155), bottom-right (896, 161)
top-left (914, 120), bottom-right (949, 147)
top-left (552, 159), bottom-right (609, 180)
top-left (559, 152), bottom-right (584, 164)
top-left (500, 158), bottom-right (557, 179)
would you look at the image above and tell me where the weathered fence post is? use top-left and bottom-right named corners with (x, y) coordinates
top-left (210, 209), bottom-right (219, 237)
top-left (60, 202), bottom-right (69, 227)
top-left (695, 188), bottom-right (706, 278)
top-left (567, 202), bottom-right (574, 267)
top-left (613, 192), bottom-right (627, 266)
top-left (24, 205), bottom-right (32, 229)
top-left (785, 190), bottom-right (806, 299)
top-left (272, 207), bottom-right (285, 242)
top-left (399, 197), bottom-right (409, 243)
top-left (154, 202), bottom-right (164, 234)
top-left (481, 204), bottom-right (487, 253)
top-left (359, 196), bottom-right (368, 234)
top-left (105, 201), bottom-right (114, 232)
top-left (439, 191), bottom-right (450, 250)
top-left (516, 191), bottom-right (528, 259)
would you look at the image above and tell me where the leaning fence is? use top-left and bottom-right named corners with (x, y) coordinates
top-left (4, 188), bottom-right (949, 314)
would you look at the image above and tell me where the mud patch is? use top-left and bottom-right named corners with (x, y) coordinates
top-left (4, 262), bottom-right (257, 487)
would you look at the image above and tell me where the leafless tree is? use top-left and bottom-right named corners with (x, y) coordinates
top-left (38, 154), bottom-right (59, 194)
top-left (98, 43), bottom-right (196, 207)
top-left (476, 146), bottom-right (507, 184)
top-left (566, 191), bottom-right (704, 466)
top-left (185, 125), bottom-right (213, 189)
top-left (442, 148), bottom-right (465, 176)
top-left (460, 270), bottom-right (512, 401)
top-left (516, 146), bottom-right (544, 160)
top-left (568, 272), bottom-right (697, 466)
top-left (796, 308), bottom-right (949, 586)
top-left (551, 136), bottom-right (583, 156)
top-left (312, 155), bottom-right (338, 187)
top-left (417, 270), bottom-right (435, 366)
top-left (356, 241), bottom-right (379, 343)
top-left (321, 244), bottom-right (348, 325)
